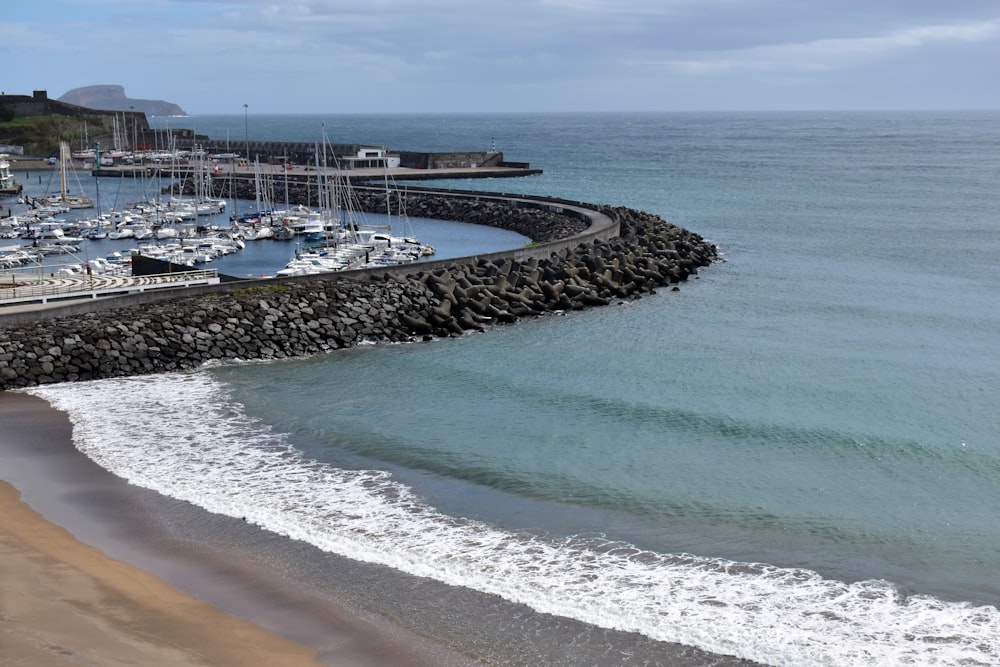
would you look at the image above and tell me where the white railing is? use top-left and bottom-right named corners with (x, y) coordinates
top-left (0, 269), bottom-right (220, 306)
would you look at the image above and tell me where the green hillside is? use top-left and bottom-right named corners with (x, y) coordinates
top-left (0, 110), bottom-right (112, 157)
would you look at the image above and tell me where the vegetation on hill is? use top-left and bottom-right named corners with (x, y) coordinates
top-left (0, 108), bottom-right (112, 157)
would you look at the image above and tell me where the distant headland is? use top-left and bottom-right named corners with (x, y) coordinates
top-left (58, 85), bottom-right (187, 117)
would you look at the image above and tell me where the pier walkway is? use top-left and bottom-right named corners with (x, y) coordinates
top-left (0, 269), bottom-right (219, 310)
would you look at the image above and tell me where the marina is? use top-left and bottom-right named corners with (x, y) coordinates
top-left (0, 130), bottom-right (543, 292)
top-left (0, 155), bottom-right (538, 307)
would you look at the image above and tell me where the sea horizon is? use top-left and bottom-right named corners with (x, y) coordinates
top-left (156, 107), bottom-right (1000, 117)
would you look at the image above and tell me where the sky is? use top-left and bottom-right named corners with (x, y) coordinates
top-left (3, 0), bottom-right (999, 114)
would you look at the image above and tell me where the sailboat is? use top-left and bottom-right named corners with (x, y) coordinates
top-left (378, 163), bottom-right (435, 258)
top-left (42, 142), bottom-right (94, 209)
top-left (274, 127), bottom-right (432, 276)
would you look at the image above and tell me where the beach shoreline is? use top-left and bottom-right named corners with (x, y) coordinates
top-left (0, 388), bottom-right (760, 666)
top-left (0, 391), bottom-right (478, 667)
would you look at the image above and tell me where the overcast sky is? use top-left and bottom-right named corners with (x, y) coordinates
top-left (4, 1), bottom-right (999, 114)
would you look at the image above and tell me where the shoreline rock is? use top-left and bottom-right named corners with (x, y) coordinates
top-left (0, 202), bottom-right (716, 390)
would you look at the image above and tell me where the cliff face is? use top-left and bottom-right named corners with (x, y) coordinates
top-left (58, 85), bottom-right (187, 116)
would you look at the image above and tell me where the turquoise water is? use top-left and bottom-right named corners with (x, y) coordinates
top-left (29, 111), bottom-right (1000, 665)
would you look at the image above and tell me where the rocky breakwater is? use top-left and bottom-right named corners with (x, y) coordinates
top-left (188, 178), bottom-right (591, 242)
top-left (399, 207), bottom-right (716, 337)
top-left (354, 189), bottom-right (592, 243)
top-left (0, 205), bottom-right (716, 390)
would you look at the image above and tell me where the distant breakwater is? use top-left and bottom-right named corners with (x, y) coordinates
top-left (0, 196), bottom-right (717, 390)
top-left (178, 177), bottom-right (584, 241)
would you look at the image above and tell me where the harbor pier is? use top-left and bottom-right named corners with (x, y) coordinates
top-left (91, 134), bottom-right (541, 183)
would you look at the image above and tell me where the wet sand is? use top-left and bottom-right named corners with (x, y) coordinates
top-left (0, 391), bottom-right (477, 667)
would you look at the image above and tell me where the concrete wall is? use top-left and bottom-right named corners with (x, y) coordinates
top-left (397, 151), bottom-right (501, 169)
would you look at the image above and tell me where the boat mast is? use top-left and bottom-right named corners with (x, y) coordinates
top-left (93, 142), bottom-right (102, 217)
top-left (59, 141), bottom-right (69, 199)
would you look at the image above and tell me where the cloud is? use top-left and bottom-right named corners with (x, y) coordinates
top-left (5, 1), bottom-right (1000, 111)
top-left (639, 19), bottom-right (1000, 75)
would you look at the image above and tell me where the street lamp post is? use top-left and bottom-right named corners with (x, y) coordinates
top-left (129, 106), bottom-right (137, 158)
top-left (243, 103), bottom-right (249, 165)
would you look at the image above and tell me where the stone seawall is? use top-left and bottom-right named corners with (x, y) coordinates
top-left (0, 200), bottom-right (716, 390)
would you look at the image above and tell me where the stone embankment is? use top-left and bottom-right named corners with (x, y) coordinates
top-left (356, 189), bottom-right (591, 243)
top-left (0, 201), bottom-right (716, 390)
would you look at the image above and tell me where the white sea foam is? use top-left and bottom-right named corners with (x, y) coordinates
top-left (27, 375), bottom-right (1000, 666)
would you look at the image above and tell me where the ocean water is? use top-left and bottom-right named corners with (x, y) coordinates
top-left (23, 111), bottom-right (1000, 665)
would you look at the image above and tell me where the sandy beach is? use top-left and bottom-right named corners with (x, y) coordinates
top-left (0, 480), bottom-right (326, 667)
top-left (0, 391), bottom-right (478, 667)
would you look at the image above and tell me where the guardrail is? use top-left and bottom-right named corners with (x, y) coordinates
top-left (0, 269), bottom-right (220, 307)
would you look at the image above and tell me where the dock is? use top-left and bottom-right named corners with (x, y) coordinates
top-left (91, 161), bottom-right (542, 183)
top-left (88, 135), bottom-right (541, 184)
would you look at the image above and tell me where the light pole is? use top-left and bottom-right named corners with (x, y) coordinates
top-left (129, 106), bottom-right (137, 158)
top-left (243, 103), bottom-right (249, 165)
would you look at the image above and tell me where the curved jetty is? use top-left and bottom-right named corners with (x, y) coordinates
top-left (0, 189), bottom-right (716, 390)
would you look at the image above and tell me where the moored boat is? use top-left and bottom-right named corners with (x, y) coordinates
top-left (0, 154), bottom-right (23, 196)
